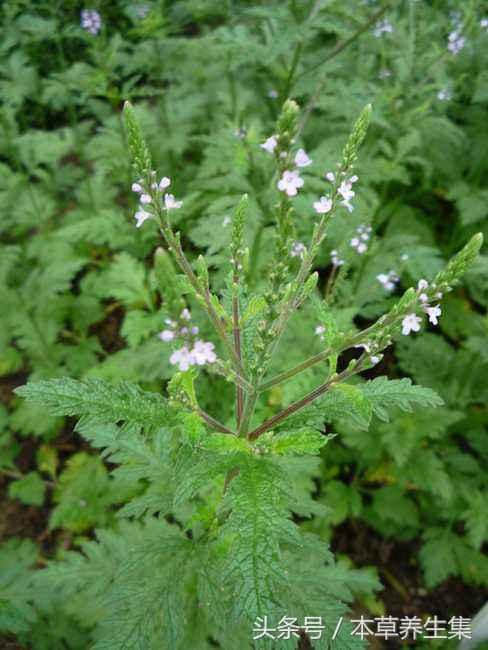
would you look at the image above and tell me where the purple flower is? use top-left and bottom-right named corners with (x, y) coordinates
top-left (81, 9), bottom-right (101, 35)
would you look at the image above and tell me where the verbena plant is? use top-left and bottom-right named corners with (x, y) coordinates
top-left (11, 97), bottom-right (483, 649)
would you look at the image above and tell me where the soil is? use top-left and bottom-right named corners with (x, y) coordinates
top-left (331, 520), bottom-right (487, 648)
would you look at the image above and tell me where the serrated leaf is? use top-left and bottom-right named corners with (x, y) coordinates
top-left (8, 472), bottom-right (45, 506)
top-left (361, 376), bottom-right (443, 422)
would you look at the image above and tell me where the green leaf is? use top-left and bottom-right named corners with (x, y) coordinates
top-left (360, 376), bottom-right (444, 422)
top-left (15, 378), bottom-right (174, 431)
top-left (258, 428), bottom-right (333, 456)
top-left (221, 456), bottom-right (300, 621)
top-left (50, 452), bottom-right (115, 533)
top-left (0, 538), bottom-right (38, 634)
top-left (36, 445), bottom-right (58, 479)
top-left (8, 472), bottom-right (45, 506)
top-left (202, 433), bottom-right (251, 454)
top-left (462, 492), bottom-right (488, 550)
top-left (330, 384), bottom-right (373, 430)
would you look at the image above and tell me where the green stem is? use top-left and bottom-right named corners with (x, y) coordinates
top-left (196, 408), bottom-right (236, 436)
top-left (160, 226), bottom-right (245, 376)
top-left (248, 358), bottom-right (366, 440)
top-left (259, 347), bottom-right (333, 392)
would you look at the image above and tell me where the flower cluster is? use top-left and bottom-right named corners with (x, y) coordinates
top-left (260, 133), bottom-right (312, 198)
top-left (313, 195), bottom-right (332, 215)
top-left (290, 241), bottom-right (306, 259)
top-left (377, 270), bottom-right (400, 292)
top-left (81, 9), bottom-right (101, 34)
top-left (276, 149), bottom-right (311, 197)
top-left (315, 325), bottom-right (326, 341)
top-left (278, 169), bottom-right (304, 197)
top-left (437, 88), bottom-right (452, 101)
top-left (447, 30), bottom-right (466, 54)
top-left (325, 171), bottom-right (359, 212)
top-left (158, 309), bottom-right (217, 371)
top-left (330, 249), bottom-right (344, 267)
top-left (261, 135), bottom-right (278, 153)
top-left (135, 4), bottom-right (150, 19)
top-left (131, 174), bottom-right (182, 227)
top-left (373, 19), bottom-right (393, 37)
top-left (401, 279), bottom-right (442, 335)
top-left (355, 342), bottom-right (382, 366)
top-left (350, 224), bottom-right (371, 254)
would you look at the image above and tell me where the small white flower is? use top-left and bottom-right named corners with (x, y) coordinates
top-left (377, 273), bottom-right (393, 291)
top-left (315, 325), bottom-right (326, 341)
top-left (370, 355), bottom-right (381, 365)
top-left (357, 242), bottom-right (367, 254)
top-left (437, 88), bottom-right (452, 101)
top-left (373, 19), bottom-right (393, 37)
top-left (132, 182), bottom-right (143, 193)
top-left (481, 18), bottom-right (488, 30)
top-left (268, 89), bottom-right (279, 99)
top-left (277, 170), bottom-right (304, 197)
top-left (291, 241), bottom-right (306, 258)
top-left (165, 318), bottom-right (176, 327)
top-left (338, 177), bottom-right (357, 212)
top-left (294, 148), bottom-right (312, 167)
top-left (81, 9), bottom-right (101, 35)
top-left (325, 171), bottom-right (335, 183)
top-left (169, 346), bottom-right (194, 371)
top-left (158, 330), bottom-right (174, 342)
top-left (261, 135), bottom-right (278, 154)
top-left (401, 253), bottom-right (409, 261)
top-left (191, 340), bottom-right (217, 365)
top-left (164, 193), bottom-right (182, 209)
top-left (313, 195), bottom-right (332, 214)
top-left (447, 31), bottom-right (466, 55)
top-left (417, 279), bottom-right (429, 291)
top-left (191, 326), bottom-right (199, 335)
top-left (180, 327), bottom-right (189, 335)
top-left (140, 193), bottom-right (152, 204)
top-left (419, 293), bottom-right (429, 303)
top-left (222, 216), bottom-right (231, 226)
top-left (159, 177), bottom-right (171, 190)
top-left (350, 237), bottom-right (360, 247)
top-left (355, 342), bottom-right (371, 353)
top-left (330, 250), bottom-right (344, 267)
top-left (338, 180), bottom-right (355, 202)
top-left (135, 4), bottom-right (150, 18)
top-left (379, 68), bottom-right (392, 79)
top-left (134, 209), bottom-right (151, 228)
top-left (181, 308), bottom-right (191, 320)
top-left (401, 313), bottom-right (422, 335)
top-left (377, 270), bottom-right (399, 292)
top-left (425, 304), bottom-right (441, 325)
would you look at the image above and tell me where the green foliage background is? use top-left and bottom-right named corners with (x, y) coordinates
top-left (0, 0), bottom-right (487, 648)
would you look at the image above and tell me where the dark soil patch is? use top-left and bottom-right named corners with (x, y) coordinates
top-left (89, 303), bottom-right (126, 354)
top-left (332, 520), bottom-right (487, 648)
top-left (0, 371), bottom-right (29, 406)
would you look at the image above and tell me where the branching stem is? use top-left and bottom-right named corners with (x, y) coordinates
top-left (248, 357), bottom-right (366, 440)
